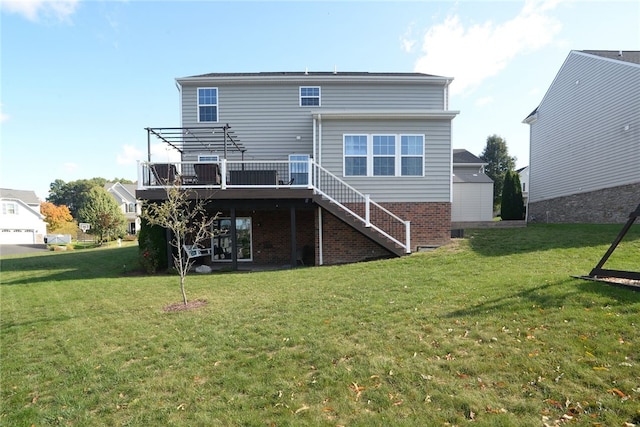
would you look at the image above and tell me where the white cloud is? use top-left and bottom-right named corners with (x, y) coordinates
top-left (150, 143), bottom-right (181, 163)
top-left (117, 144), bottom-right (144, 166)
top-left (63, 162), bottom-right (79, 173)
top-left (1, 0), bottom-right (80, 22)
top-left (400, 23), bottom-right (417, 53)
top-left (0, 104), bottom-right (8, 123)
top-left (475, 96), bottom-right (494, 107)
top-left (413, 0), bottom-right (562, 95)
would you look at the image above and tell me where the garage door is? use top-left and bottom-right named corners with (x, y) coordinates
top-left (0, 229), bottom-right (35, 244)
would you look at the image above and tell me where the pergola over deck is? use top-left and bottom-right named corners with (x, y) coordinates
top-left (145, 125), bottom-right (247, 160)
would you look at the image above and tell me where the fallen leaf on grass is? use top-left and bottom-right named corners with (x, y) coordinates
top-left (294, 404), bottom-right (309, 414)
top-left (607, 388), bottom-right (628, 399)
top-left (592, 366), bottom-right (609, 371)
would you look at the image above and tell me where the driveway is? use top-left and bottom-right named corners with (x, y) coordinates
top-left (0, 244), bottom-right (49, 257)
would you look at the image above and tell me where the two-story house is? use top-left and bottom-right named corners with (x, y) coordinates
top-left (137, 71), bottom-right (459, 267)
top-left (523, 50), bottom-right (640, 223)
top-left (104, 182), bottom-right (141, 235)
top-left (0, 188), bottom-right (47, 244)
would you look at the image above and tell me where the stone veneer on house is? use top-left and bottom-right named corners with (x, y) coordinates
top-left (528, 183), bottom-right (640, 224)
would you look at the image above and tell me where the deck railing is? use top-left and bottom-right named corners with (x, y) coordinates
top-left (138, 160), bottom-right (410, 253)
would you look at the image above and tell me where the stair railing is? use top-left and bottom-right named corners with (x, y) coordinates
top-left (311, 161), bottom-right (410, 253)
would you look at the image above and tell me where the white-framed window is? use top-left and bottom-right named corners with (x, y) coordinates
top-left (373, 135), bottom-right (396, 176)
top-left (2, 202), bottom-right (18, 215)
top-left (198, 87), bottom-right (218, 122)
top-left (344, 135), bottom-right (368, 176)
top-left (300, 86), bottom-right (320, 106)
top-left (126, 202), bottom-right (136, 213)
top-left (289, 154), bottom-right (309, 185)
top-left (400, 135), bottom-right (424, 176)
top-left (197, 155), bottom-right (219, 162)
top-left (343, 134), bottom-right (424, 177)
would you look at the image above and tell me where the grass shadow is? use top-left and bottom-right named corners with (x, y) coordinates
top-left (467, 223), bottom-right (640, 257)
top-left (445, 277), bottom-right (639, 320)
top-left (0, 245), bottom-right (140, 286)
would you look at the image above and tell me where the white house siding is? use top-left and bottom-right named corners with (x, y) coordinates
top-left (528, 51), bottom-right (640, 205)
top-left (0, 200), bottom-right (47, 244)
top-left (452, 182), bottom-right (493, 222)
top-left (177, 76), bottom-right (447, 163)
top-left (318, 118), bottom-right (452, 203)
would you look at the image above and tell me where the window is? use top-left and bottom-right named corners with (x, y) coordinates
top-left (198, 88), bottom-right (218, 122)
top-left (300, 86), bottom-right (320, 106)
top-left (343, 134), bottom-right (424, 177)
top-left (198, 155), bottom-right (219, 162)
top-left (212, 217), bottom-right (252, 261)
top-left (373, 135), bottom-right (396, 176)
top-left (344, 135), bottom-right (368, 176)
top-left (2, 202), bottom-right (17, 215)
top-left (126, 202), bottom-right (136, 213)
top-left (289, 154), bottom-right (309, 185)
top-left (400, 135), bottom-right (424, 176)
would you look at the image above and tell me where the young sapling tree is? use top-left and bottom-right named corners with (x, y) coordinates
top-left (141, 185), bottom-right (218, 305)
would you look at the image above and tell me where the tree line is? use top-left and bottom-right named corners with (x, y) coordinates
top-left (42, 177), bottom-right (134, 243)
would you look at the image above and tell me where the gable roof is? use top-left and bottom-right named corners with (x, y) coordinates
top-left (104, 182), bottom-right (137, 202)
top-left (452, 149), bottom-right (486, 165)
top-left (523, 50), bottom-right (640, 123)
top-left (581, 50), bottom-right (640, 65)
top-left (0, 188), bottom-right (41, 205)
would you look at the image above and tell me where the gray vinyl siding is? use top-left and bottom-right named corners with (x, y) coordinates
top-left (179, 80), bottom-right (445, 161)
top-left (178, 75), bottom-right (452, 202)
top-left (319, 119), bottom-right (451, 202)
top-left (529, 51), bottom-right (640, 203)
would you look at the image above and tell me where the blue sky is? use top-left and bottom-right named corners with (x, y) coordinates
top-left (1, 0), bottom-right (638, 200)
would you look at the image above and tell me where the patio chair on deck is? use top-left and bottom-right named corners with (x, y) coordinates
top-left (151, 163), bottom-right (178, 185)
top-left (194, 163), bottom-right (221, 185)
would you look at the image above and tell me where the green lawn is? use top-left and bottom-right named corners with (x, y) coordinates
top-left (1, 224), bottom-right (639, 426)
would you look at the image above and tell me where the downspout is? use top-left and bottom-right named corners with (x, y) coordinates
top-left (175, 80), bottom-right (183, 128)
top-left (312, 117), bottom-right (317, 188)
top-left (312, 117), bottom-right (317, 165)
top-left (318, 207), bottom-right (323, 265)
top-left (318, 114), bottom-right (322, 166)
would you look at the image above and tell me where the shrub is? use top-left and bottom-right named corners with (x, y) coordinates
top-left (500, 170), bottom-right (525, 220)
top-left (137, 218), bottom-right (168, 273)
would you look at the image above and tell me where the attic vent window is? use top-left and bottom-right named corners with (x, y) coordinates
top-left (300, 86), bottom-right (320, 106)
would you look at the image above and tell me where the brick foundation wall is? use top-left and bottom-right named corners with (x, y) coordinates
top-left (528, 183), bottom-right (640, 224)
top-left (317, 211), bottom-right (394, 265)
top-left (215, 209), bottom-right (315, 266)
top-left (380, 202), bottom-right (451, 248)
top-left (318, 202), bottom-right (451, 265)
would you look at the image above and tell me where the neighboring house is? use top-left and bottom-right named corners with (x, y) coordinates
top-left (523, 50), bottom-right (640, 223)
top-left (451, 149), bottom-right (493, 222)
top-left (104, 182), bottom-right (141, 235)
top-left (517, 166), bottom-right (529, 207)
top-left (0, 188), bottom-right (47, 244)
top-left (137, 71), bottom-right (459, 267)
